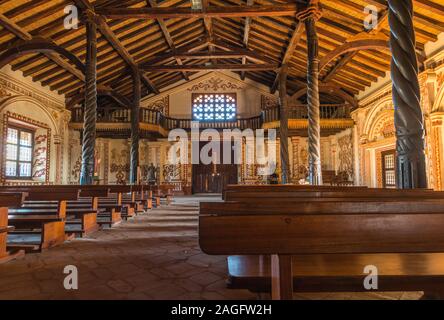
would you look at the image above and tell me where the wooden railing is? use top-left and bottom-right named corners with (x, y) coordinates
top-left (262, 104), bottom-right (352, 122)
top-left (71, 104), bottom-right (352, 130)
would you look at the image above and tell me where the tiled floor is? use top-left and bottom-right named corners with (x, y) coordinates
top-left (0, 196), bottom-right (423, 300)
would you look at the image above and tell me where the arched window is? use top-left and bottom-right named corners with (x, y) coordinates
top-left (192, 93), bottom-right (237, 121)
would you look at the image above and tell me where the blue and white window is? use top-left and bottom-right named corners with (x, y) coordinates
top-left (192, 93), bottom-right (237, 121)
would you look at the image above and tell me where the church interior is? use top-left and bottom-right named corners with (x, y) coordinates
top-left (1, 0), bottom-right (444, 301)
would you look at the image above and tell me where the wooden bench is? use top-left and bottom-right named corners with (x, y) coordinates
top-left (0, 186), bottom-right (80, 252)
top-left (61, 185), bottom-right (127, 227)
top-left (153, 184), bottom-right (174, 206)
top-left (21, 186), bottom-right (109, 236)
top-left (223, 185), bottom-right (441, 202)
top-left (122, 185), bottom-right (146, 213)
top-left (222, 184), bottom-right (368, 200)
top-left (200, 188), bottom-right (444, 300)
top-left (99, 185), bottom-right (138, 220)
top-left (0, 193), bottom-right (26, 263)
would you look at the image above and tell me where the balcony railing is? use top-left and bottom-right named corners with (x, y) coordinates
top-left (71, 104), bottom-right (352, 131)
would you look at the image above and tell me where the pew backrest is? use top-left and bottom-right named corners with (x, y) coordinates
top-left (199, 200), bottom-right (444, 255)
top-left (0, 192), bottom-right (26, 208)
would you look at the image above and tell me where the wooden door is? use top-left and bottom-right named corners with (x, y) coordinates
top-left (382, 150), bottom-right (397, 188)
top-left (192, 141), bottom-right (238, 194)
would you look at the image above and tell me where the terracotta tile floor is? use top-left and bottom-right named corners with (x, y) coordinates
top-left (0, 196), bottom-right (422, 300)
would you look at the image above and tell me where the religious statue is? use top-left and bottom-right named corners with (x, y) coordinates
top-left (147, 163), bottom-right (157, 185)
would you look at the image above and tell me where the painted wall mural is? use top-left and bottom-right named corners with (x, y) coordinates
top-left (187, 76), bottom-right (244, 92)
top-left (145, 96), bottom-right (170, 116)
top-left (32, 133), bottom-right (48, 180)
top-left (338, 133), bottom-right (354, 180)
top-left (110, 147), bottom-right (130, 184)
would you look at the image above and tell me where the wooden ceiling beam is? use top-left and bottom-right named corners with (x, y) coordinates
top-left (414, 0), bottom-right (444, 16)
top-left (319, 38), bottom-right (390, 72)
top-left (95, 4), bottom-right (299, 19)
top-left (140, 64), bottom-right (279, 72)
top-left (271, 21), bottom-right (304, 93)
top-left (211, 38), bottom-right (275, 64)
top-left (322, 8), bottom-right (388, 83)
top-left (322, 52), bottom-right (355, 83)
top-left (73, 0), bottom-right (159, 95)
top-left (147, 0), bottom-right (189, 81)
top-left (240, 0), bottom-right (254, 80)
top-left (0, 13), bottom-right (85, 83)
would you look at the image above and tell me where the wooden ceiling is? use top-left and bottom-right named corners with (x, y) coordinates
top-left (0, 0), bottom-right (443, 109)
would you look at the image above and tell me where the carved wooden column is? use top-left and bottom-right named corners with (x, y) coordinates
top-left (388, 0), bottom-right (427, 188)
top-left (298, 2), bottom-right (323, 185)
top-left (130, 69), bottom-right (141, 184)
top-left (279, 65), bottom-right (289, 184)
top-left (80, 11), bottom-right (97, 185)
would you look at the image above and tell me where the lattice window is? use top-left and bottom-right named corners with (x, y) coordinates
top-left (5, 126), bottom-right (34, 179)
top-left (192, 93), bottom-right (237, 121)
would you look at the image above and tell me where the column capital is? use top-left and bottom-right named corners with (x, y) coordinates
top-left (81, 9), bottom-right (98, 24)
top-left (53, 134), bottom-right (62, 145)
top-left (425, 71), bottom-right (438, 84)
top-left (296, 2), bottom-right (322, 22)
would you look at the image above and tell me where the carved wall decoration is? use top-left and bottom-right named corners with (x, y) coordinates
top-left (33, 134), bottom-right (48, 179)
top-left (0, 76), bottom-right (64, 110)
top-left (300, 147), bottom-right (308, 164)
top-left (187, 77), bottom-right (244, 92)
top-left (437, 72), bottom-right (444, 93)
top-left (146, 96), bottom-right (170, 116)
top-left (338, 134), bottom-right (354, 180)
top-left (110, 148), bottom-right (130, 184)
top-left (261, 95), bottom-right (279, 110)
top-left (71, 156), bottom-right (82, 183)
top-left (103, 141), bottom-right (109, 184)
top-left (366, 103), bottom-right (395, 142)
top-left (0, 83), bottom-right (11, 98)
top-left (163, 164), bottom-right (181, 182)
top-left (110, 164), bottom-right (130, 184)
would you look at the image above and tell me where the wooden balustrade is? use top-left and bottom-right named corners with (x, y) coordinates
top-left (71, 104), bottom-right (351, 130)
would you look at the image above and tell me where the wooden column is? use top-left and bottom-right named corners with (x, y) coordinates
top-left (279, 65), bottom-right (289, 184)
top-left (299, 3), bottom-right (323, 185)
top-left (80, 12), bottom-right (97, 185)
top-left (388, 0), bottom-right (427, 189)
top-left (130, 69), bottom-right (141, 184)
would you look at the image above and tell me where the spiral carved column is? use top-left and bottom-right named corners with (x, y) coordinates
top-left (388, 0), bottom-right (427, 188)
top-left (80, 12), bottom-right (97, 185)
top-left (130, 70), bottom-right (141, 185)
top-left (298, 3), bottom-right (323, 185)
top-left (279, 65), bottom-right (289, 184)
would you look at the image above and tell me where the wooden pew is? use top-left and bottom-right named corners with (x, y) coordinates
top-left (0, 193), bottom-right (26, 263)
top-left (123, 185), bottom-right (146, 213)
top-left (21, 186), bottom-right (108, 236)
top-left (222, 184), bottom-right (368, 200)
top-left (223, 185), bottom-right (441, 202)
top-left (57, 185), bottom-right (126, 227)
top-left (199, 192), bottom-right (444, 300)
top-left (101, 185), bottom-right (137, 220)
top-left (0, 187), bottom-right (80, 252)
top-left (153, 184), bottom-right (174, 206)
